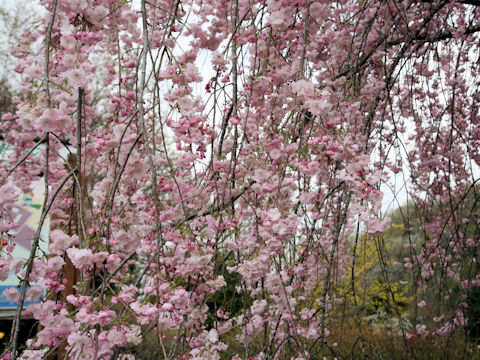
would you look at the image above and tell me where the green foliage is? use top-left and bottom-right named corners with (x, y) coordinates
top-left (467, 280), bottom-right (480, 341)
top-left (331, 234), bottom-right (412, 318)
top-left (206, 251), bottom-right (249, 329)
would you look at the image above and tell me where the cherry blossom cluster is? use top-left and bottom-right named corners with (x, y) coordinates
top-left (0, 0), bottom-right (479, 359)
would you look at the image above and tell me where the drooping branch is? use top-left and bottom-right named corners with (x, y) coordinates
top-left (387, 24), bottom-right (480, 46)
top-left (75, 87), bottom-right (85, 248)
top-left (44, 0), bottom-right (57, 107)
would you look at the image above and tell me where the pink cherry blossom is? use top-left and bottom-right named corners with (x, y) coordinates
top-left (2, 0), bottom-right (479, 358)
top-left (66, 248), bottom-right (94, 269)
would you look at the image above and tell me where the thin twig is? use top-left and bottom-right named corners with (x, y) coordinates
top-left (0, 135), bottom-right (47, 185)
top-left (44, 0), bottom-right (57, 106)
top-left (76, 87), bottom-right (84, 248)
